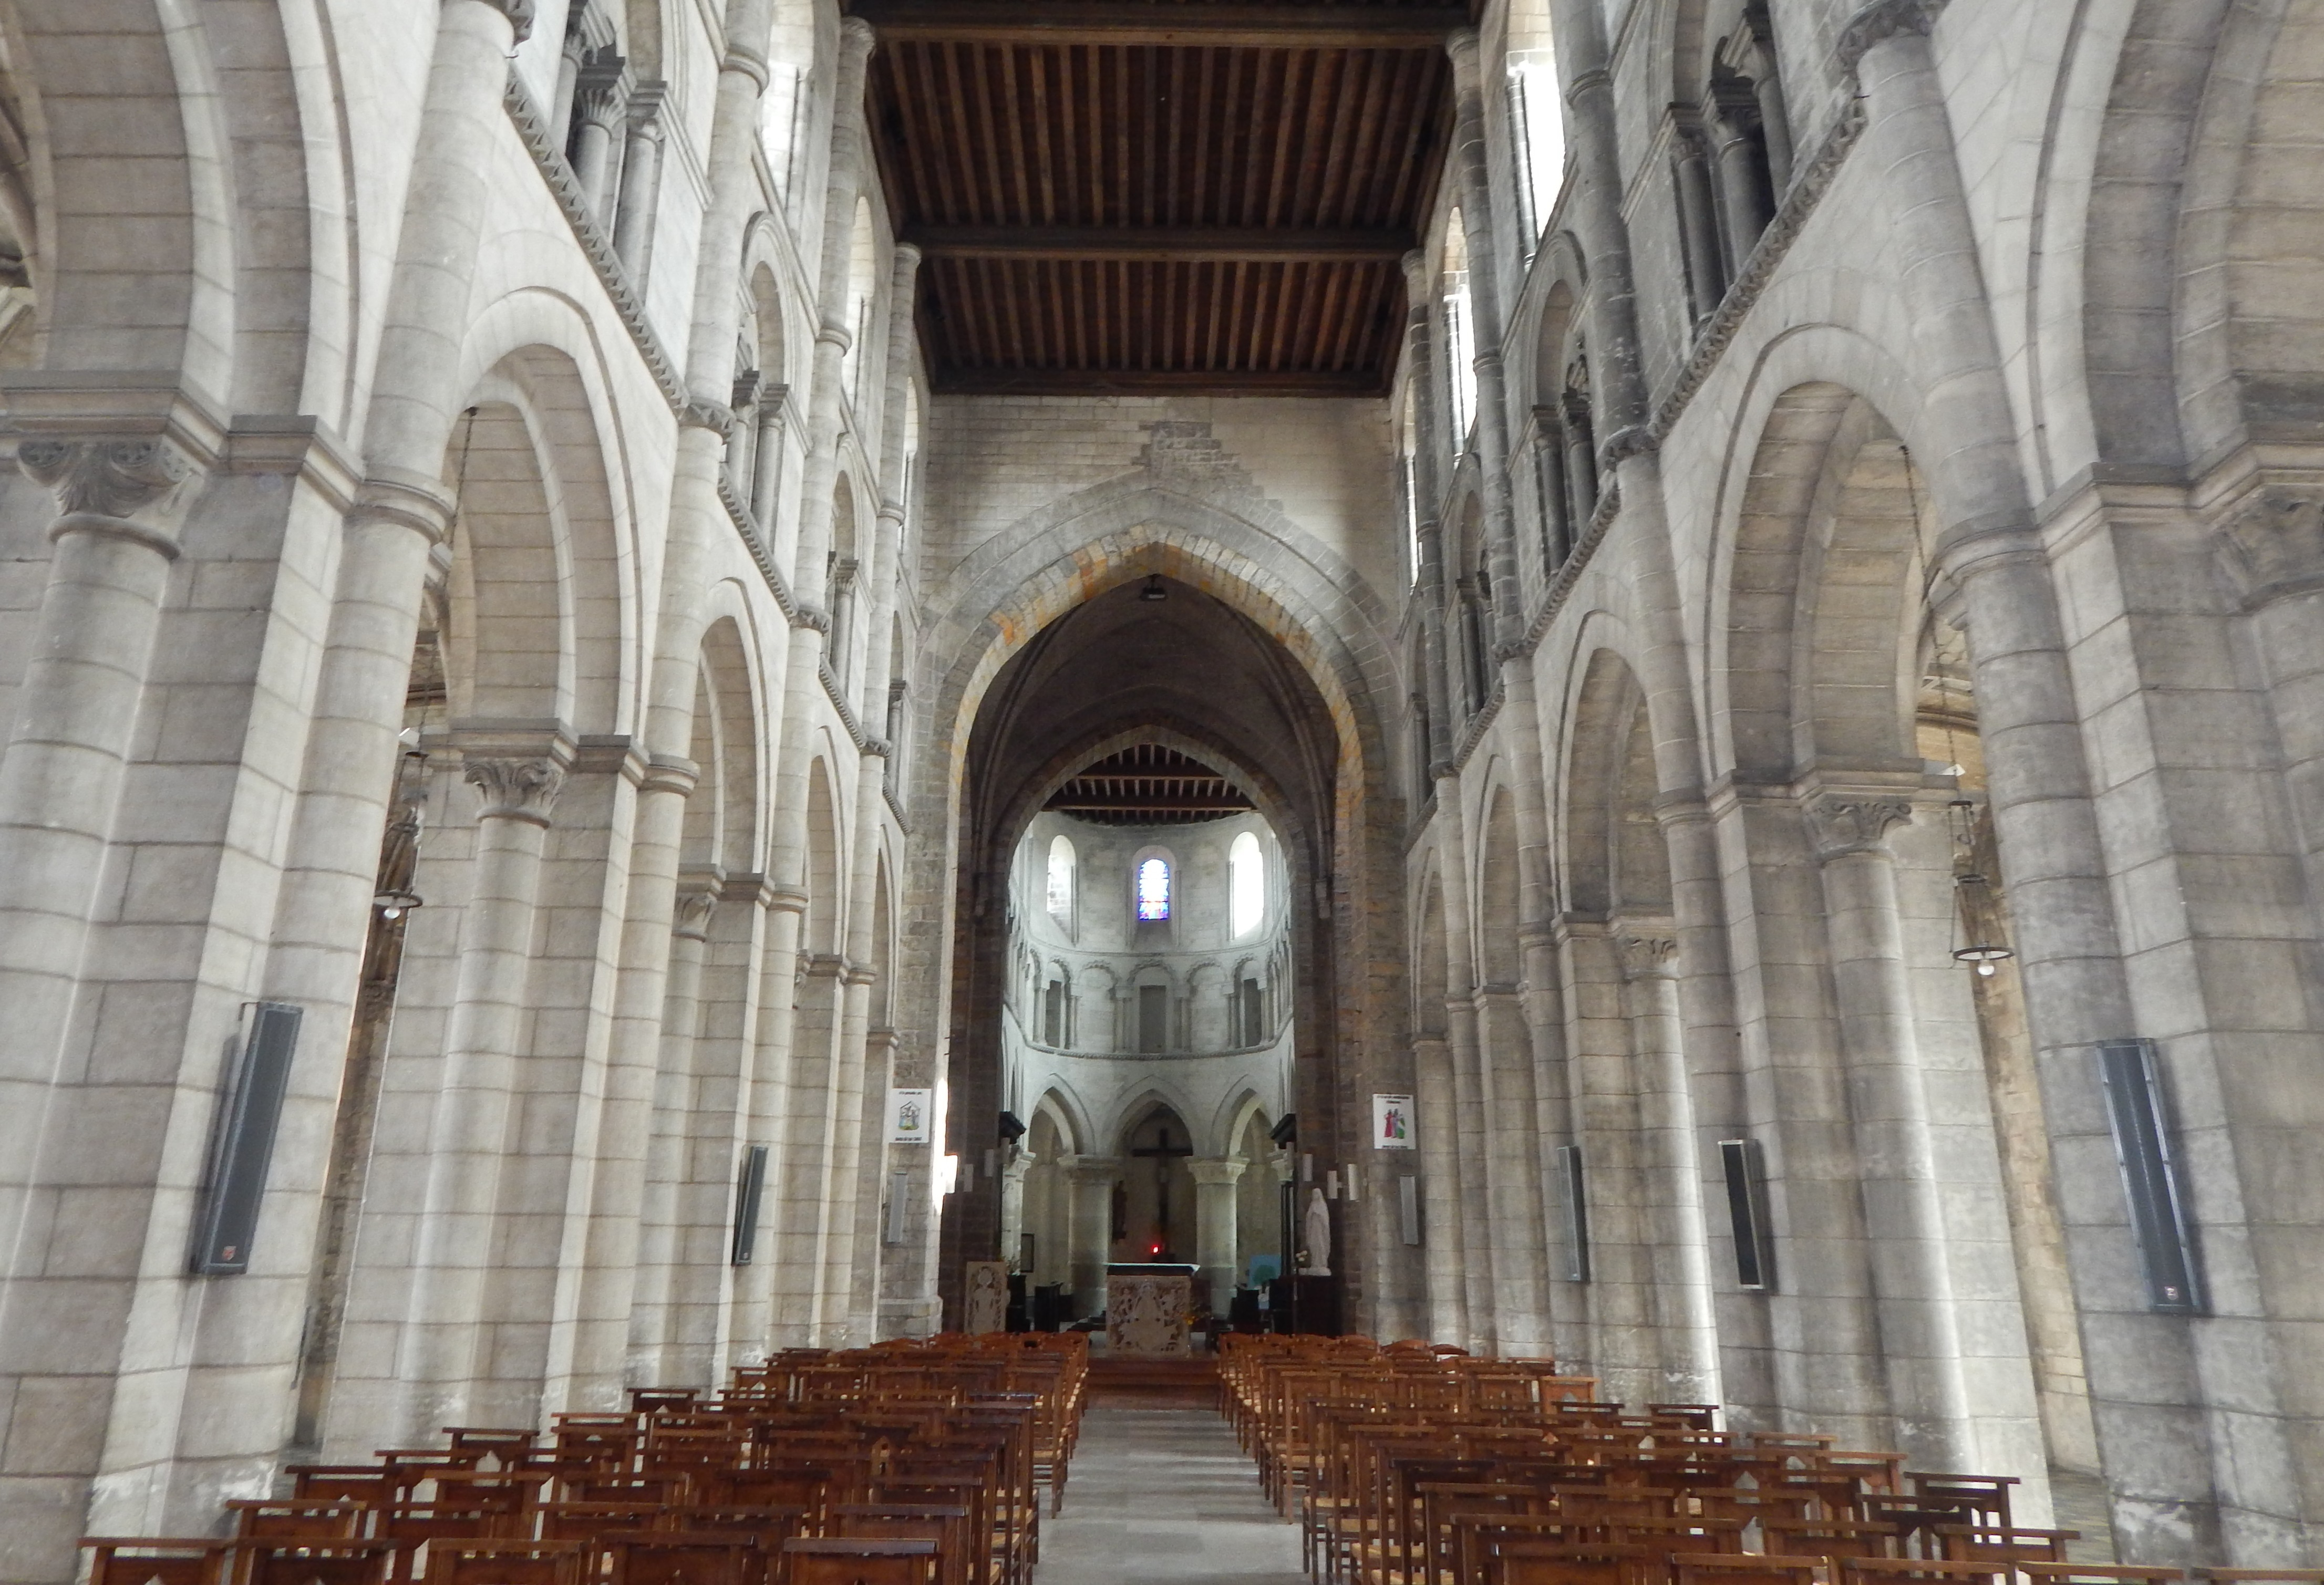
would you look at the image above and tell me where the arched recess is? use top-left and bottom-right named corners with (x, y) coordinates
top-left (1562, 647), bottom-right (1669, 919)
top-left (6, 0), bottom-right (231, 399)
top-left (2167, 0), bottom-right (2324, 468)
top-left (909, 478), bottom-right (1407, 1331)
top-left (1709, 377), bottom-right (2099, 1479)
top-left (687, 611), bottom-right (765, 877)
top-left (804, 753), bottom-right (844, 958)
top-left (437, 352), bottom-right (631, 738)
top-left (1476, 786), bottom-right (1523, 987)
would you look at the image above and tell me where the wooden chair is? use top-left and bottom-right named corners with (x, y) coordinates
top-left (1486, 1539), bottom-right (1661, 1585)
top-left (601, 1532), bottom-right (768, 1585)
top-left (1673, 1555), bottom-right (1830, 1585)
top-left (2195, 1571), bottom-right (2324, 1583)
top-left (82, 1539), bottom-right (236, 1585)
top-left (2016, 1568), bottom-right (2192, 1585)
top-left (831, 1503), bottom-right (973, 1585)
top-left (782, 1538), bottom-right (940, 1585)
top-left (536, 1501), bottom-right (666, 1541)
top-left (1930, 1527), bottom-right (2081, 1565)
top-left (425, 1539), bottom-right (587, 1585)
top-left (241, 1539), bottom-right (405, 1585)
top-left (1838, 1559), bottom-right (2015, 1585)
top-left (227, 1500), bottom-right (370, 1539)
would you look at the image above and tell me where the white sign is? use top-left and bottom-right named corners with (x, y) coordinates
top-left (887, 1087), bottom-right (934, 1145)
top-left (1372, 1093), bottom-right (1417, 1149)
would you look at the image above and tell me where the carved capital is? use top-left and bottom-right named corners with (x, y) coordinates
top-left (1599, 424), bottom-right (1659, 469)
top-left (640, 754), bottom-right (701, 799)
top-left (18, 437), bottom-right (201, 553)
top-left (1834, 0), bottom-right (1948, 77)
top-left (2218, 485), bottom-right (2324, 609)
top-left (465, 755), bottom-right (569, 825)
top-left (467, 0), bottom-right (535, 44)
top-left (574, 49), bottom-right (632, 127)
top-left (674, 884), bottom-right (720, 940)
top-left (681, 400), bottom-right (733, 437)
top-left (1805, 794), bottom-right (1913, 859)
top-left (1617, 933), bottom-right (1680, 981)
top-left (1187, 1156), bottom-right (1251, 1187)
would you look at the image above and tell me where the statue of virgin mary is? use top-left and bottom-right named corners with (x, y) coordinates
top-left (1299, 1187), bottom-right (1331, 1276)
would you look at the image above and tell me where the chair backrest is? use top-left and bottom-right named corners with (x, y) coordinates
top-left (228, 1501), bottom-right (370, 1539)
top-left (602, 1533), bottom-right (765, 1585)
top-left (428, 1540), bottom-right (585, 1585)
top-left (84, 1539), bottom-right (236, 1585)
top-left (242, 1539), bottom-right (404, 1585)
top-left (781, 1538), bottom-right (939, 1585)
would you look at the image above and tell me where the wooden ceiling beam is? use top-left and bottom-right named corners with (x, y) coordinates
top-left (934, 366), bottom-right (1388, 395)
top-left (854, 0), bottom-right (1461, 49)
top-left (908, 224), bottom-right (1413, 261)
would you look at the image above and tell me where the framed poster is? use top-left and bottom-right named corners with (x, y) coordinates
top-left (1372, 1093), bottom-right (1416, 1148)
top-left (887, 1086), bottom-right (934, 1145)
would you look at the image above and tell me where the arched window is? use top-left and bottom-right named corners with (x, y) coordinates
top-left (1229, 832), bottom-right (1265, 938)
top-left (1046, 834), bottom-right (1076, 929)
top-left (1135, 856), bottom-right (1172, 922)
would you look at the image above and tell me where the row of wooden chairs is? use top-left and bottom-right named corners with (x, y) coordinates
top-left (1216, 1337), bottom-right (2324, 1585)
top-left (85, 1335), bottom-right (1087, 1585)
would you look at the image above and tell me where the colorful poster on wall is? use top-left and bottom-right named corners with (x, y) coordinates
top-left (887, 1087), bottom-right (934, 1145)
top-left (1372, 1093), bottom-right (1416, 1148)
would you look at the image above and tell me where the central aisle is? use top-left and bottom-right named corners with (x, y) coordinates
top-left (1040, 1407), bottom-right (1305, 1584)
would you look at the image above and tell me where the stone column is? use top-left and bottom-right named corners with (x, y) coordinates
top-left (1401, 252), bottom-right (1455, 769)
top-left (629, 879), bottom-right (718, 1384)
top-left (568, 754), bottom-right (698, 1403)
top-left (0, 429), bottom-right (206, 1166)
top-left (612, 81), bottom-right (667, 283)
top-left (1066, 1156), bottom-right (1122, 1320)
top-left (1615, 929), bottom-right (1721, 1403)
top-left (1413, 1034), bottom-right (1469, 1345)
top-left (1444, 30), bottom-right (1523, 644)
top-left (1804, 791), bottom-right (1977, 1471)
top-left (1710, 90), bottom-right (1771, 277)
top-left (1671, 124), bottom-right (1727, 323)
top-left (570, 51), bottom-right (631, 223)
top-left (1433, 813), bottom-right (1498, 1351)
top-left (1189, 1157), bottom-right (1249, 1313)
top-left (999, 1152), bottom-right (1033, 1273)
top-left (398, 737), bottom-right (570, 1429)
top-left (0, 415), bottom-right (211, 1575)
top-left (750, 391), bottom-right (788, 527)
top-left (1841, 0), bottom-right (2140, 1541)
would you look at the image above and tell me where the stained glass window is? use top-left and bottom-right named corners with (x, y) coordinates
top-left (1046, 834), bottom-right (1075, 926)
top-left (1135, 857), bottom-right (1171, 921)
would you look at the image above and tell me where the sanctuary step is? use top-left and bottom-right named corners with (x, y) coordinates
top-left (1087, 1354), bottom-right (1222, 1408)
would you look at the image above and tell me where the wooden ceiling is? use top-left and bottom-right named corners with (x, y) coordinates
top-left (1044, 743), bottom-right (1256, 823)
top-left (855, 0), bottom-right (1467, 395)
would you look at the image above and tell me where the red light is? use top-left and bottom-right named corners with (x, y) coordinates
top-left (1149, 1242), bottom-right (1162, 1255)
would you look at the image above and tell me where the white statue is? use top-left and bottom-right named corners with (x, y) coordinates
top-left (1299, 1187), bottom-right (1331, 1276)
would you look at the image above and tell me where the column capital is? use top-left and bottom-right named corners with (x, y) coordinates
top-left (1803, 791), bottom-right (1914, 860)
top-left (460, 0), bottom-right (536, 45)
top-left (1062, 1154), bottom-right (1124, 1184)
top-left (1187, 1157), bottom-right (1250, 1187)
top-left (17, 437), bottom-right (203, 557)
top-left (1443, 27), bottom-right (1484, 93)
top-left (675, 873), bottom-right (722, 939)
top-left (839, 15), bottom-right (878, 63)
top-left (1615, 932), bottom-right (1680, 981)
top-left (2218, 484), bottom-right (2324, 610)
top-left (464, 754), bottom-right (569, 825)
top-left (574, 49), bottom-right (633, 127)
top-left (639, 753), bottom-right (701, 799)
top-left (1834, 0), bottom-right (1947, 78)
top-left (456, 726), bottom-right (574, 824)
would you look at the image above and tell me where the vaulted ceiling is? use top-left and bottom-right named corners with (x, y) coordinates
top-left (854, 0), bottom-right (1469, 395)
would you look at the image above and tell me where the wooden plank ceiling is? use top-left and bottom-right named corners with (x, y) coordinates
top-left (855, 0), bottom-right (1466, 395)
top-left (1044, 743), bottom-right (1256, 823)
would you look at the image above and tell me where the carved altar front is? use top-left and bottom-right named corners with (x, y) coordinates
top-left (1104, 1265), bottom-right (1194, 1356)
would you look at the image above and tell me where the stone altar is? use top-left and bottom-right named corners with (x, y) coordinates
top-left (1104, 1263), bottom-right (1195, 1355)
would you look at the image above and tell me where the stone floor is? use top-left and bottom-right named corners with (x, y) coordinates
top-left (1041, 1407), bottom-right (1304, 1583)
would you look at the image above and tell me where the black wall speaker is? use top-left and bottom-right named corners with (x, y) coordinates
top-left (1720, 1137), bottom-right (1777, 1292)
top-left (1553, 1144), bottom-right (1590, 1282)
top-left (191, 1002), bottom-right (303, 1276)
top-left (731, 1144), bottom-right (770, 1266)
top-left (2096, 1039), bottom-right (2205, 1314)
